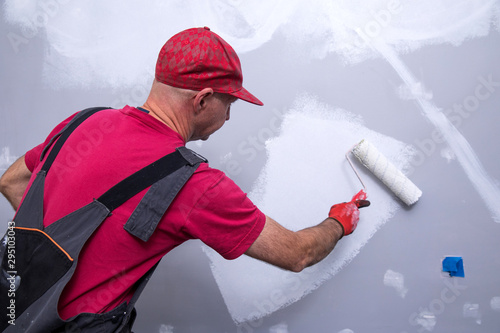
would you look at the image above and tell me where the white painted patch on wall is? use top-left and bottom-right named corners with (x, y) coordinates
top-left (463, 303), bottom-right (482, 325)
top-left (4, 1), bottom-right (499, 88)
top-left (0, 147), bottom-right (18, 173)
top-left (440, 147), bottom-right (456, 163)
top-left (204, 94), bottom-right (417, 323)
top-left (414, 310), bottom-right (437, 332)
top-left (383, 269), bottom-right (408, 298)
top-left (338, 329), bottom-right (355, 333)
top-left (269, 322), bottom-right (288, 333)
top-left (3, 0), bottom-right (297, 89)
top-left (491, 296), bottom-right (500, 311)
top-left (159, 324), bottom-right (174, 333)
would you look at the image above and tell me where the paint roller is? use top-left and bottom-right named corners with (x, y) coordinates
top-left (346, 139), bottom-right (422, 206)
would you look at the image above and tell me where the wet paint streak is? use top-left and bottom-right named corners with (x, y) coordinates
top-left (372, 40), bottom-right (500, 223)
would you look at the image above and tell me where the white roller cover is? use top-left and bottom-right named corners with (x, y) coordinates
top-left (352, 140), bottom-right (422, 205)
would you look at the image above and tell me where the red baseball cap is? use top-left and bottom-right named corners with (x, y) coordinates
top-left (155, 27), bottom-right (263, 106)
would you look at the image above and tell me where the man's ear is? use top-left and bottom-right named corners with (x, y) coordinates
top-left (193, 88), bottom-right (214, 114)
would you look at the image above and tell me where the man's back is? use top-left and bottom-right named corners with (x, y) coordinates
top-left (23, 106), bottom-right (265, 319)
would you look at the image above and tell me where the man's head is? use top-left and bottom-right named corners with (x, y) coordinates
top-left (155, 27), bottom-right (263, 106)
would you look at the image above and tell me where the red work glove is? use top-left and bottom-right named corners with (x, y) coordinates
top-left (328, 190), bottom-right (370, 237)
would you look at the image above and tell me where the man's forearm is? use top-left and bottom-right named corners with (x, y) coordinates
top-left (0, 155), bottom-right (32, 211)
top-left (293, 217), bottom-right (344, 271)
top-left (245, 216), bottom-right (344, 273)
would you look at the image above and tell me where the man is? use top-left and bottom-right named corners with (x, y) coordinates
top-left (0, 27), bottom-right (369, 330)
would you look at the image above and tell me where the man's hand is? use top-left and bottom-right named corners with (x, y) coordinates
top-left (328, 190), bottom-right (370, 237)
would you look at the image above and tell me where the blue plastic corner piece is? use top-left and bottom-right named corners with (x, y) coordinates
top-left (442, 256), bottom-right (464, 277)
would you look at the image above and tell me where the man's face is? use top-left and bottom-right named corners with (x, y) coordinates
top-left (194, 93), bottom-right (237, 141)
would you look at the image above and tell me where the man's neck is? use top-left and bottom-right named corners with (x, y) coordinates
top-left (140, 102), bottom-right (191, 143)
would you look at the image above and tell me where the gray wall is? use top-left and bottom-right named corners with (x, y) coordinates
top-left (1, 2), bottom-right (500, 332)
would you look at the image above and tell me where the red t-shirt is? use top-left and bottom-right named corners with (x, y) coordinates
top-left (23, 106), bottom-right (265, 319)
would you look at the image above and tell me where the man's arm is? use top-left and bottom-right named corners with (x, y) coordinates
top-left (0, 155), bottom-right (32, 211)
top-left (245, 191), bottom-right (370, 272)
top-left (245, 215), bottom-right (344, 273)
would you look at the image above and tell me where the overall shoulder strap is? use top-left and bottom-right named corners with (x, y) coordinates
top-left (14, 107), bottom-right (110, 228)
top-left (97, 147), bottom-right (207, 213)
top-left (40, 107), bottom-right (111, 171)
top-left (116, 147), bottom-right (207, 332)
top-left (123, 146), bottom-right (207, 241)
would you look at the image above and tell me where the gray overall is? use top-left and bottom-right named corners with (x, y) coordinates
top-left (0, 107), bottom-right (207, 332)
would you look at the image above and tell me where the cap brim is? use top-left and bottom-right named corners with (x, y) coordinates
top-left (230, 87), bottom-right (264, 106)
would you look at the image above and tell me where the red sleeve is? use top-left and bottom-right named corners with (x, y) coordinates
top-left (24, 112), bottom-right (79, 172)
top-left (183, 170), bottom-right (266, 260)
